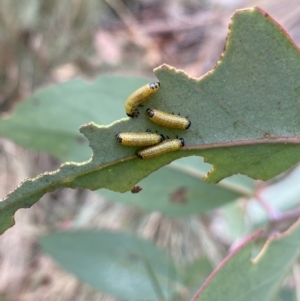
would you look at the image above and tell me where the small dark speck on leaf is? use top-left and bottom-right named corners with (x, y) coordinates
top-left (294, 85), bottom-right (300, 93)
top-left (131, 186), bottom-right (142, 193)
top-left (264, 132), bottom-right (271, 138)
top-left (77, 136), bottom-right (86, 144)
top-left (277, 101), bottom-right (281, 110)
top-left (169, 186), bottom-right (188, 204)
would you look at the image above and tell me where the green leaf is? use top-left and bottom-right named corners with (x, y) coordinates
top-left (40, 230), bottom-right (184, 300)
top-left (170, 156), bottom-right (254, 195)
top-left (183, 257), bottom-right (214, 300)
top-left (1, 7), bottom-right (300, 234)
top-left (219, 201), bottom-right (249, 242)
top-left (273, 287), bottom-right (297, 301)
top-left (99, 162), bottom-right (244, 217)
top-left (0, 76), bottom-right (150, 162)
top-left (191, 219), bottom-right (300, 301)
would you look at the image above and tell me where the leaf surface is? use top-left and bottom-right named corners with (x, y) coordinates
top-left (191, 219), bottom-right (300, 301)
top-left (100, 162), bottom-right (244, 217)
top-left (40, 230), bottom-right (184, 300)
top-left (0, 76), bottom-right (149, 162)
top-left (1, 7), bottom-right (300, 234)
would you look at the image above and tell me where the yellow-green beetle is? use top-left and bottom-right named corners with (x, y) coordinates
top-left (136, 138), bottom-right (184, 159)
top-left (116, 132), bottom-right (164, 146)
top-left (146, 108), bottom-right (191, 130)
top-left (125, 82), bottom-right (160, 117)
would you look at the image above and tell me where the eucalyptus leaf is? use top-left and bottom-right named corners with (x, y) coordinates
top-left (192, 219), bottom-right (300, 301)
top-left (1, 7), bottom-right (300, 234)
top-left (41, 230), bottom-right (184, 300)
top-left (99, 164), bottom-right (244, 217)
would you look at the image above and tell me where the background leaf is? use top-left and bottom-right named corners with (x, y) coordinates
top-left (0, 76), bottom-right (150, 162)
top-left (192, 219), bottom-right (300, 301)
top-left (100, 161), bottom-right (245, 217)
top-left (40, 229), bottom-right (184, 300)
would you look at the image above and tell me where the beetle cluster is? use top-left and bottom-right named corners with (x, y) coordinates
top-left (117, 82), bottom-right (191, 159)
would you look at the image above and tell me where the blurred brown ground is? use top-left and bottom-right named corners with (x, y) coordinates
top-left (0, 0), bottom-right (299, 300)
